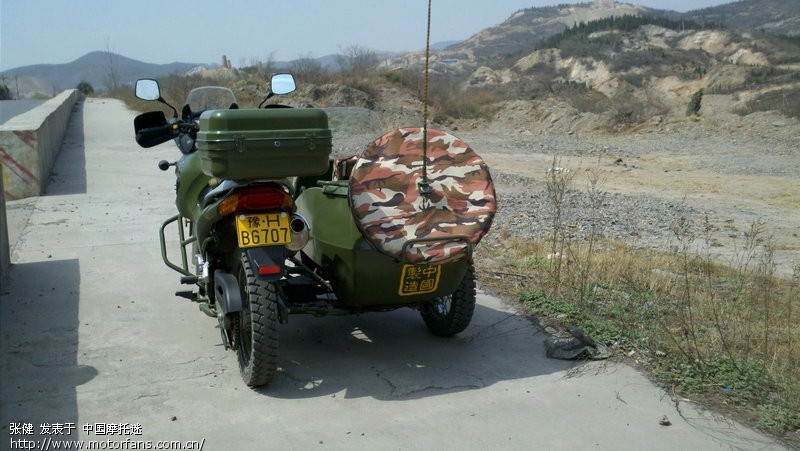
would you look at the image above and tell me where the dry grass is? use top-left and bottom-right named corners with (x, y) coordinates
top-left (476, 159), bottom-right (800, 443)
top-left (734, 87), bottom-right (800, 119)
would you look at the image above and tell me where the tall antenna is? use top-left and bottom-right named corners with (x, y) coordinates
top-left (418, 0), bottom-right (433, 198)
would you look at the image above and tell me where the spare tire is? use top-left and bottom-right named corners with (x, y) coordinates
top-left (349, 128), bottom-right (497, 264)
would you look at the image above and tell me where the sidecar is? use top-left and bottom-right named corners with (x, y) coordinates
top-left (294, 179), bottom-right (470, 306)
top-left (290, 127), bottom-right (497, 335)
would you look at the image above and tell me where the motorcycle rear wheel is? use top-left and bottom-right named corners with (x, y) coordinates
top-left (235, 251), bottom-right (279, 387)
top-left (420, 264), bottom-right (476, 337)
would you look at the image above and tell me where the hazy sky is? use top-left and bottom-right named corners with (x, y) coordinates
top-left (1, 0), bottom-right (735, 71)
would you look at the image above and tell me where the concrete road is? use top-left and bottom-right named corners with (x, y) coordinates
top-left (0, 98), bottom-right (786, 450)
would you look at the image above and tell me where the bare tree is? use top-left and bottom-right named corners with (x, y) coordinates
top-left (104, 38), bottom-right (120, 92)
top-left (288, 53), bottom-right (328, 84)
top-left (335, 45), bottom-right (379, 78)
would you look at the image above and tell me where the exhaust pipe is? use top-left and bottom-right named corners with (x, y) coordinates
top-left (285, 214), bottom-right (310, 252)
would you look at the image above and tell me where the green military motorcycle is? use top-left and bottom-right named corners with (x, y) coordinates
top-left (133, 73), bottom-right (497, 387)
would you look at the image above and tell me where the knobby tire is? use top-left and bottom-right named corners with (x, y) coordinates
top-left (236, 251), bottom-right (279, 387)
top-left (421, 264), bottom-right (476, 337)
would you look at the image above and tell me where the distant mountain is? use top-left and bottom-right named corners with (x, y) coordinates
top-left (431, 40), bottom-right (462, 51)
top-left (0, 51), bottom-right (206, 98)
top-left (444, 2), bottom-right (657, 61)
top-left (684, 0), bottom-right (800, 36)
top-left (443, 0), bottom-right (799, 63)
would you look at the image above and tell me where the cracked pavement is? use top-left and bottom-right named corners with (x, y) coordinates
top-left (0, 98), bottom-right (787, 450)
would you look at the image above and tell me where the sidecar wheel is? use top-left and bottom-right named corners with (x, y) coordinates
top-left (235, 252), bottom-right (279, 387)
top-left (420, 264), bottom-right (476, 337)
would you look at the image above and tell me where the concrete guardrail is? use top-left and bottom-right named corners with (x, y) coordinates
top-left (0, 89), bottom-right (81, 281)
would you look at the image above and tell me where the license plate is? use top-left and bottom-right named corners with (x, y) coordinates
top-left (398, 264), bottom-right (441, 296)
top-left (235, 213), bottom-right (292, 248)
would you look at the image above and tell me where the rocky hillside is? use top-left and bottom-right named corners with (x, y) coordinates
top-left (445, 1), bottom-right (654, 62)
top-left (468, 23), bottom-right (793, 117)
top-left (446, 0), bottom-right (799, 64)
top-left (409, 0), bottom-right (800, 131)
top-left (685, 0), bottom-right (800, 36)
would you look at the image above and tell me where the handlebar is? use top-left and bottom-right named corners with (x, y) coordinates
top-left (139, 123), bottom-right (173, 139)
top-left (136, 123), bottom-right (177, 148)
top-left (135, 120), bottom-right (197, 149)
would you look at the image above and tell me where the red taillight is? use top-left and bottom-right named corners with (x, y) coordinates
top-left (218, 185), bottom-right (293, 216)
top-left (258, 265), bottom-right (281, 276)
top-left (238, 187), bottom-right (290, 210)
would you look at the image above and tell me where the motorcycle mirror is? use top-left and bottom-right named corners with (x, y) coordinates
top-left (135, 79), bottom-right (161, 101)
top-left (135, 78), bottom-right (178, 118)
top-left (270, 73), bottom-right (296, 95)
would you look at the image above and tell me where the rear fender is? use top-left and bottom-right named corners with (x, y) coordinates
top-left (214, 270), bottom-right (242, 314)
top-left (244, 246), bottom-right (286, 282)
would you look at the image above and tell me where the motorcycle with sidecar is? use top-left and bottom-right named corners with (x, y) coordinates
top-left (132, 73), bottom-right (497, 386)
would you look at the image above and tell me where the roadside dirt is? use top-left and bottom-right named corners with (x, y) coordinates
top-left (446, 95), bottom-right (800, 446)
top-left (482, 149), bottom-right (799, 274)
top-left (453, 96), bottom-right (800, 278)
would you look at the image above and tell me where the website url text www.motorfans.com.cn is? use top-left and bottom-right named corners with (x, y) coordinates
top-left (8, 422), bottom-right (204, 450)
top-left (10, 438), bottom-right (206, 450)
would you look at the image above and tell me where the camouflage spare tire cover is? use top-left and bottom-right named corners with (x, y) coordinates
top-left (349, 128), bottom-right (497, 264)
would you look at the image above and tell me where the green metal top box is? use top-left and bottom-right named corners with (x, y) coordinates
top-left (197, 108), bottom-right (332, 180)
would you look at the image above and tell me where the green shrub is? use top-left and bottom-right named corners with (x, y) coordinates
top-left (76, 81), bottom-right (94, 95)
top-left (686, 88), bottom-right (704, 116)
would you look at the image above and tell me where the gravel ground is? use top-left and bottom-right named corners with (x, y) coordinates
top-left (325, 100), bottom-right (800, 277)
top-left (457, 109), bottom-right (800, 277)
top-left (483, 171), bottom-right (702, 245)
